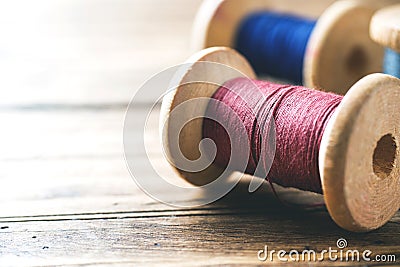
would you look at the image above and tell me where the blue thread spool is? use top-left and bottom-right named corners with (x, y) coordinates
top-left (384, 49), bottom-right (400, 78)
top-left (370, 5), bottom-right (400, 78)
top-left (192, 0), bottom-right (382, 94)
top-left (235, 11), bottom-right (315, 85)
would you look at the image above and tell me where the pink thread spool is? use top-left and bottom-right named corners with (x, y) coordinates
top-left (202, 77), bottom-right (342, 194)
top-left (160, 47), bottom-right (400, 232)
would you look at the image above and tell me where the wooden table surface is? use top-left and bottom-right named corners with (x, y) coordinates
top-left (0, 0), bottom-right (399, 266)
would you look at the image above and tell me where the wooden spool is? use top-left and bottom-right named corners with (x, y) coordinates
top-left (370, 4), bottom-right (400, 53)
top-left (160, 47), bottom-right (400, 232)
top-left (192, 0), bottom-right (383, 95)
top-left (355, 0), bottom-right (400, 9)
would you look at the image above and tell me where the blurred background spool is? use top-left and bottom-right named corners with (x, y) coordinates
top-left (370, 4), bottom-right (400, 78)
top-left (192, 0), bottom-right (392, 94)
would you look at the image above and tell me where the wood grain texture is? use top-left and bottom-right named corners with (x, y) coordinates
top-left (319, 73), bottom-right (400, 232)
top-left (0, 211), bottom-right (399, 266)
top-left (0, 106), bottom-right (399, 266)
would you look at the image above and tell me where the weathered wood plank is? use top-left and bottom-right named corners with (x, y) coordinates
top-left (0, 208), bottom-right (398, 266)
top-left (0, 110), bottom-right (398, 265)
top-left (0, 107), bottom-right (398, 223)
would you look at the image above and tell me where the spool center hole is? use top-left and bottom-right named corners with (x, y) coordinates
top-left (372, 134), bottom-right (397, 179)
top-left (346, 46), bottom-right (367, 73)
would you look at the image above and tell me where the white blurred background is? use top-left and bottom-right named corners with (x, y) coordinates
top-left (0, 0), bottom-right (203, 105)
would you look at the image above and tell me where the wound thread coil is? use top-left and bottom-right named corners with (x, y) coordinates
top-left (203, 78), bottom-right (342, 193)
top-left (235, 12), bottom-right (316, 84)
top-left (161, 47), bottom-right (400, 232)
top-left (384, 49), bottom-right (400, 78)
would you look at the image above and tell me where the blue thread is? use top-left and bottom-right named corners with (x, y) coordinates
top-left (384, 48), bottom-right (400, 78)
top-left (235, 12), bottom-right (316, 85)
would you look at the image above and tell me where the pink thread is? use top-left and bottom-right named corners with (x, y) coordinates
top-left (203, 78), bottom-right (343, 194)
